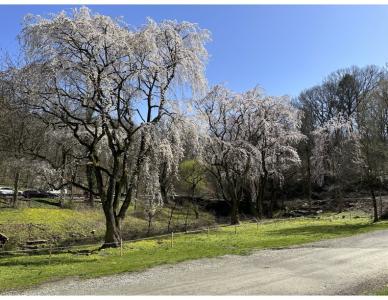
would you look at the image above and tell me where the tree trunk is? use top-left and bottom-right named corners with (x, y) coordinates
top-left (160, 183), bottom-right (168, 204)
top-left (59, 150), bottom-right (67, 209)
top-left (184, 203), bottom-right (190, 232)
top-left (101, 208), bottom-right (121, 248)
top-left (268, 181), bottom-right (276, 219)
top-left (281, 189), bottom-right (287, 210)
top-left (255, 192), bottom-right (263, 219)
top-left (379, 186), bottom-right (383, 218)
top-left (167, 200), bottom-right (177, 232)
top-left (371, 187), bottom-right (379, 223)
top-left (230, 195), bottom-right (240, 225)
top-left (12, 170), bottom-right (20, 208)
top-left (191, 185), bottom-right (199, 219)
top-left (86, 165), bottom-right (94, 207)
top-left (335, 183), bottom-right (343, 213)
top-left (159, 162), bottom-right (168, 204)
top-left (256, 175), bottom-right (266, 219)
top-left (147, 214), bottom-right (153, 235)
top-left (306, 155), bottom-right (312, 209)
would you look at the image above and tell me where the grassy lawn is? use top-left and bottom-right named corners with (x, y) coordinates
top-left (1, 212), bottom-right (388, 293)
top-left (0, 200), bottom-right (216, 250)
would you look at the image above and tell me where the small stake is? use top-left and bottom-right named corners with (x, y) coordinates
top-left (49, 243), bottom-right (52, 265)
top-left (171, 232), bottom-right (174, 248)
top-left (120, 239), bottom-right (123, 257)
top-left (234, 225), bottom-right (237, 234)
top-left (256, 219), bottom-right (259, 231)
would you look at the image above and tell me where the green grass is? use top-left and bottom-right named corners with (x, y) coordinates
top-left (1, 213), bottom-right (388, 293)
top-left (0, 200), bottom-right (216, 250)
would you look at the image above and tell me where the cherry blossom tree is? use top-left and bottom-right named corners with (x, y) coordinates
top-left (246, 93), bottom-right (303, 218)
top-left (15, 7), bottom-right (210, 247)
top-left (196, 85), bottom-right (303, 223)
top-left (298, 66), bottom-right (382, 204)
top-left (195, 86), bottom-right (258, 224)
top-left (311, 115), bottom-right (363, 212)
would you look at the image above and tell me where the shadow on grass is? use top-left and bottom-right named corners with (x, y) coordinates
top-left (30, 199), bottom-right (61, 208)
top-left (0, 256), bottom-right (98, 267)
top-left (267, 223), bottom-right (373, 237)
top-left (0, 198), bottom-right (10, 208)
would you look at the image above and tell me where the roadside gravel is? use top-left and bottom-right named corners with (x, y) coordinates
top-left (9, 229), bottom-right (388, 295)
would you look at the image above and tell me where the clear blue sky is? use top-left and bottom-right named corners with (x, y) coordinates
top-left (1, 5), bottom-right (388, 97)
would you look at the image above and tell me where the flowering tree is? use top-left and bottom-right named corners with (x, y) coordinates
top-left (132, 118), bottom-right (188, 233)
top-left (246, 93), bottom-right (303, 218)
top-left (15, 7), bottom-right (210, 247)
top-left (196, 85), bottom-right (303, 223)
top-left (311, 115), bottom-right (363, 212)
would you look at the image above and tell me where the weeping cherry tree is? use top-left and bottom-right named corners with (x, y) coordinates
top-left (15, 7), bottom-right (210, 247)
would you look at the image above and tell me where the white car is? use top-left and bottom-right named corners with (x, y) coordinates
top-left (0, 187), bottom-right (14, 196)
top-left (47, 189), bottom-right (68, 196)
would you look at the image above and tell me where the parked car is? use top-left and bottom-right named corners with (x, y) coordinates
top-left (0, 187), bottom-right (14, 196)
top-left (47, 189), bottom-right (68, 196)
top-left (22, 190), bottom-right (58, 199)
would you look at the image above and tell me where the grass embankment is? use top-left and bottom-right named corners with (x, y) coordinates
top-left (0, 199), bottom-right (216, 250)
top-left (1, 212), bottom-right (388, 293)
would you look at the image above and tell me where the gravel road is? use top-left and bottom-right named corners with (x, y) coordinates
top-left (11, 229), bottom-right (388, 295)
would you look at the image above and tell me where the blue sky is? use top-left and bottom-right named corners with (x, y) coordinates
top-left (1, 5), bottom-right (388, 97)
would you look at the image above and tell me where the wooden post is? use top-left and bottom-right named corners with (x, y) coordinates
top-left (234, 225), bottom-right (237, 234)
top-left (49, 243), bottom-right (52, 265)
top-left (171, 232), bottom-right (174, 248)
top-left (256, 219), bottom-right (259, 231)
top-left (120, 239), bottom-right (123, 257)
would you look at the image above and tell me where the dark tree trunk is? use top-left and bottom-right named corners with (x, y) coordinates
top-left (371, 187), bottom-right (379, 223)
top-left (191, 185), bottom-right (199, 219)
top-left (167, 200), bottom-right (177, 232)
top-left (192, 205), bottom-right (199, 219)
top-left (230, 195), bottom-right (240, 225)
top-left (268, 180), bottom-right (276, 219)
top-left (379, 187), bottom-right (383, 218)
top-left (306, 155), bottom-right (312, 209)
top-left (101, 206), bottom-right (121, 248)
top-left (147, 214), bottom-right (153, 235)
top-left (159, 162), bottom-right (168, 204)
top-left (160, 184), bottom-right (168, 204)
top-left (184, 203), bottom-right (190, 232)
top-left (12, 170), bottom-right (20, 208)
top-left (281, 189), bottom-right (287, 210)
top-left (256, 175), bottom-right (267, 219)
top-left (335, 184), bottom-right (343, 213)
top-left (86, 165), bottom-right (95, 207)
top-left (255, 191), bottom-right (263, 220)
top-left (58, 150), bottom-right (67, 209)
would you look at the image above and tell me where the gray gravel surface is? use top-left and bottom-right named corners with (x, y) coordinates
top-left (8, 229), bottom-right (388, 295)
